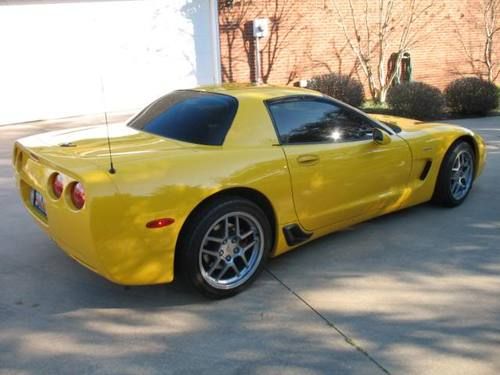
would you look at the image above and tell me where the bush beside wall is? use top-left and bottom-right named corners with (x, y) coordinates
top-left (445, 77), bottom-right (499, 115)
top-left (387, 82), bottom-right (445, 120)
top-left (307, 73), bottom-right (365, 107)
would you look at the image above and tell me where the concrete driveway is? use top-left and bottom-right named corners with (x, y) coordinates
top-left (0, 115), bottom-right (499, 374)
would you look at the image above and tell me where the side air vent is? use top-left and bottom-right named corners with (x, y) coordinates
top-left (283, 224), bottom-right (313, 246)
top-left (420, 160), bottom-right (432, 180)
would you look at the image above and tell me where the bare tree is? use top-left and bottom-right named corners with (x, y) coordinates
top-left (454, 21), bottom-right (484, 79)
top-left (259, 0), bottom-right (302, 83)
top-left (219, 0), bottom-right (302, 84)
top-left (304, 40), bottom-right (360, 77)
top-left (454, 0), bottom-right (500, 82)
top-left (330, 0), bottom-right (438, 103)
top-left (482, 0), bottom-right (500, 82)
top-left (219, 1), bottom-right (254, 82)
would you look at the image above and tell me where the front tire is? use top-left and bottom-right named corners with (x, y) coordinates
top-left (433, 141), bottom-right (475, 207)
top-left (178, 197), bottom-right (272, 298)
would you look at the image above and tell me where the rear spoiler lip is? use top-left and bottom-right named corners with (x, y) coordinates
top-left (14, 141), bottom-right (121, 205)
top-left (14, 140), bottom-right (92, 182)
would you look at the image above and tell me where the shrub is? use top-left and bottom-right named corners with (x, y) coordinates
top-left (387, 81), bottom-right (444, 120)
top-left (307, 73), bottom-right (365, 107)
top-left (445, 77), bottom-right (499, 115)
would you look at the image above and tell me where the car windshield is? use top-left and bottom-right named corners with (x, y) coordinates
top-left (127, 90), bottom-right (238, 146)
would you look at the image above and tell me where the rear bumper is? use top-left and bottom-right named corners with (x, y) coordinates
top-left (13, 144), bottom-right (177, 285)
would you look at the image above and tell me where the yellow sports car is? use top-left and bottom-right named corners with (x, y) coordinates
top-left (13, 85), bottom-right (486, 298)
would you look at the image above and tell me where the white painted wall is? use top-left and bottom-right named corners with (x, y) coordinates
top-left (0, 0), bottom-right (220, 125)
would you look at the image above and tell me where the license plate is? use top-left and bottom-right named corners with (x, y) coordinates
top-left (31, 189), bottom-right (47, 217)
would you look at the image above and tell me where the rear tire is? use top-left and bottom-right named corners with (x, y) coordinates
top-left (178, 197), bottom-right (272, 299)
top-left (433, 141), bottom-right (475, 207)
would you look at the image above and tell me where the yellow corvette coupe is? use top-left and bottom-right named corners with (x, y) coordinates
top-left (13, 85), bottom-right (486, 298)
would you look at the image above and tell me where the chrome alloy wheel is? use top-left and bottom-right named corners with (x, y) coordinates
top-left (199, 212), bottom-right (264, 290)
top-left (450, 150), bottom-right (474, 200)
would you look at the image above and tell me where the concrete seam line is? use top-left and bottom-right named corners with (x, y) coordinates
top-left (264, 268), bottom-right (391, 375)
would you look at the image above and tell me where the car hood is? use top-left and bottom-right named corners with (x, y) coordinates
top-left (18, 123), bottom-right (190, 160)
top-left (369, 114), bottom-right (453, 133)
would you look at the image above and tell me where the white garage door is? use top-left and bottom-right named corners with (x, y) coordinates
top-left (0, 0), bottom-right (221, 125)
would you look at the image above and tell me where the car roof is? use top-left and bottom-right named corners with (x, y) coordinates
top-left (193, 83), bottom-right (324, 101)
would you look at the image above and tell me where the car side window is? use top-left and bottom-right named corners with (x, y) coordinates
top-left (267, 99), bottom-right (374, 144)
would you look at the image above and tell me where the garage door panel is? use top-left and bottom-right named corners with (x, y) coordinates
top-left (0, 0), bottom-right (218, 124)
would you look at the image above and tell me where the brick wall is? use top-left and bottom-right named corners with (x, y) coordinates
top-left (218, 0), bottom-right (499, 97)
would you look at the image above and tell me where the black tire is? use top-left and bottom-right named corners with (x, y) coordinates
top-left (178, 196), bottom-right (272, 299)
top-left (433, 141), bottom-right (475, 207)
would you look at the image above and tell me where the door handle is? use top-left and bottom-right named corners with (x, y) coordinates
top-left (297, 154), bottom-right (320, 165)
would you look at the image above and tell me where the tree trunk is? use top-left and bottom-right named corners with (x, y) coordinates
top-left (379, 88), bottom-right (388, 103)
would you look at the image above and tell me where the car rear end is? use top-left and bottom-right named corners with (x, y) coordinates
top-left (13, 139), bottom-right (113, 278)
top-left (13, 122), bottom-right (200, 286)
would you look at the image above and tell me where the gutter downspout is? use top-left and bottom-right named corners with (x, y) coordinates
top-left (209, 0), bottom-right (222, 84)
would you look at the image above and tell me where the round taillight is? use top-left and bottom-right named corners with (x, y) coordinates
top-left (71, 182), bottom-right (86, 209)
top-left (52, 173), bottom-right (64, 198)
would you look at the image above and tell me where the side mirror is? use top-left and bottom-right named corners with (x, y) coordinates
top-left (373, 128), bottom-right (391, 145)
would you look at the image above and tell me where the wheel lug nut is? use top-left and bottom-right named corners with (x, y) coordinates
top-left (226, 255), bottom-right (231, 261)
top-left (219, 250), bottom-right (224, 256)
top-left (234, 248), bottom-right (239, 253)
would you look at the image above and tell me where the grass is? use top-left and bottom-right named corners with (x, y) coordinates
top-left (361, 100), bottom-right (389, 110)
top-left (361, 100), bottom-right (393, 116)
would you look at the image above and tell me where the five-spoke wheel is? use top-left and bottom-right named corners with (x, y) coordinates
top-left (199, 212), bottom-right (264, 290)
top-left (449, 150), bottom-right (474, 201)
top-left (178, 197), bottom-right (271, 298)
top-left (434, 141), bottom-right (476, 206)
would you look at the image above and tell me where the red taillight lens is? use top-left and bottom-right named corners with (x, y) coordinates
top-left (52, 173), bottom-right (64, 198)
top-left (71, 182), bottom-right (85, 209)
